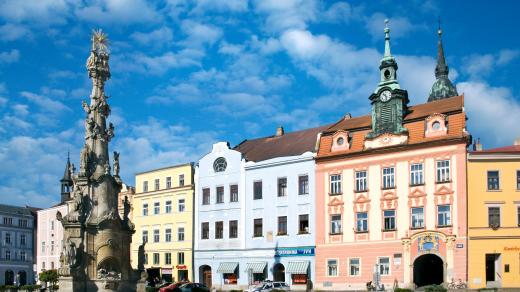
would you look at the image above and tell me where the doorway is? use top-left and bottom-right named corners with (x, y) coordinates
top-left (273, 263), bottom-right (285, 282)
top-left (413, 254), bottom-right (443, 287)
top-left (486, 253), bottom-right (501, 288)
top-left (199, 265), bottom-right (212, 288)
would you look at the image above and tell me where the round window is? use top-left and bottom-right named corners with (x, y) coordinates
top-left (337, 137), bottom-right (344, 146)
top-left (432, 121), bottom-right (441, 131)
top-left (213, 157), bottom-right (227, 172)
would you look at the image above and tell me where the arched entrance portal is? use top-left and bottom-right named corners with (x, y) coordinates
top-left (199, 265), bottom-right (212, 288)
top-left (273, 263), bottom-right (285, 282)
top-left (413, 254), bottom-right (444, 287)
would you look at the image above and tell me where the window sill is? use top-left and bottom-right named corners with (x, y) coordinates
top-left (329, 232), bottom-right (343, 236)
top-left (253, 198), bottom-right (263, 200)
top-left (329, 192), bottom-right (343, 196)
top-left (355, 230), bottom-right (369, 234)
top-left (381, 187), bottom-right (395, 190)
top-left (253, 236), bottom-right (264, 239)
top-left (216, 202), bottom-right (224, 204)
top-left (354, 189), bottom-right (368, 193)
top-left (486, 189), bottom-right (502, 192)
top-left (437, 225), bottom-right (452, 228)
top-left (382, 229), bottom-right (396, 232)
top-left (298, 192), bottom-right (309, 196)
top-left (410, 227), bottom-right (425, 230)
top-left (277, 233), bottom-right (288, 236)
top-left (436, 180), bottom-right (451, 184)
top-left (410, 183), bottom-right (424, 187)
top-left (277, 195), bottom-right (288, 198)
top-left (297, 232), bottom-right (310, 235)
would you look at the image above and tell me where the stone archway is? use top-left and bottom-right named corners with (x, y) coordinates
top-left (273, 263), bottom-right (285, 282)
top-left (413, 253), bottom-right (444, 287)
top-left (199, 265), bottom-right (212, 288)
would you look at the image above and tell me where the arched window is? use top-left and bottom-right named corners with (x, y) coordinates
top-left (213, 157), bottom-right (227, 172)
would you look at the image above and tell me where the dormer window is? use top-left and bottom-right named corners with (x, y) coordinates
top-left (425, 113), bottom-right (448, 138)
top-left (331, 131), bottom-right (350, 152)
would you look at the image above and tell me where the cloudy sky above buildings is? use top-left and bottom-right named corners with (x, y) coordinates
top-left (0, 0), bottom-right (519, 207)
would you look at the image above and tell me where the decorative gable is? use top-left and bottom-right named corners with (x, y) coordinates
top-left (425, 113), bottom-right (448, 138)
top-left (331, 130), bottom-right (350, 152)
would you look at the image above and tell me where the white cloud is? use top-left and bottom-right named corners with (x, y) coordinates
top-left (0, 24), bottom-right (31, 41)
top-left (253, 0), bottom-right (318, 32)
top-left (21, 91), bottom-right (70, 113)
top-left (130, 26), bottom-right (174, 47)
top-left (463, 49), bottom-right (519, 79)
top-left (0, 0), bottom-right (69, 24)
top-left (0, 97), bottom-right (7, 107)
top-left (497, 49), bottom-right (519, 65)
top-left (146, 83), bottom-right (204, 105)
top-left (74, 0), bottom-right (160, 25)
top-left (180, 20), bottom-right (223, 47)
top-left (364, 13), bottom-right (421, 40)
top-left (459, 81), bottom-right (520, 147)
top-left (191, 0), bottom-right (248, 14)
top-left (114, 48), bottom-right (204, 75)
top-left (323, 2), bottom-right (352, 23)
top-left (0, 49), bottom-right (20, 63)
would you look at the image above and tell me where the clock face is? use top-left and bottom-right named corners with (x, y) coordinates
top-left (380, 90), bottom-right (391, 102)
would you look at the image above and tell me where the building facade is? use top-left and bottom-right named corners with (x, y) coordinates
top-left (194, 142), bottom-right (245, 290)
top-left (0, 204), bottom-right (36, 285)
top-left (467, 141), bottom-right (520, 289)
top-left (131, 163), bottom-right (194, 283)
top-left (314, 24), bottom-right (469, 290)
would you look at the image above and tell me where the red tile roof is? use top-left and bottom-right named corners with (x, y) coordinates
top-left (470, 145), bottom-right (520, 155)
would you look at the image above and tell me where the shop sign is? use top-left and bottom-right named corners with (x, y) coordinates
top-left (176, 265), bottom-right (188, 270)
top-left (161, 268), bottom-right (173, 274)
top-left (456, 243), bottom-right (464, 248)
top-left (504, 246), bottom-right (520, 251)
top-left (275, 247), bottom-right (315, 257)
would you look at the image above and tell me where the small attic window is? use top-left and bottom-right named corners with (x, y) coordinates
top-left (331, 131), bottom-right (350, 152)
top-left (432, 121), bottom-right (441, 131)
top-left (337, 137), bottom-right (344, 146)
top-left (425, 114), bottom-right (448, 138)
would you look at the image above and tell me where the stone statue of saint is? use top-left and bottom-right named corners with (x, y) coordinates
top-left (79, 144), bottom-right (89, 175)
top-left (67, 239), bottom-right (77, 266)
top-left (123, 195), bottom-right (130, 220)
top-left (137, 242), bottom-right (146, 271)
top-left (113, 151), bottom-right (120, 177)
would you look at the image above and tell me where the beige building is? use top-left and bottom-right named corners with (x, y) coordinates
top-left (131, 163), bottom-right (194, 283)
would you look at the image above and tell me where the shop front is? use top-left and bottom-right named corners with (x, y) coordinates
top-left (245, 262), bottom-right (267, 285)
top-left (176, 265), bottom-right (189, 282)
top-left (217, 262), bottom-right (239, 286)
top-left (274, 246), bottom-right (314, 288)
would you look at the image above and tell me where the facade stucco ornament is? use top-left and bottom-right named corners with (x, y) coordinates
top-left (445, 234), bottom-right (457, 249)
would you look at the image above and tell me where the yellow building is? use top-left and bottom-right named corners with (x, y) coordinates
top-left (131, 163), bottom-right (194, 283)
top-left (468, 141), bottom-right (520, 289)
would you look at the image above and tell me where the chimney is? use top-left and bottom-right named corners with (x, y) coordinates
top-left (276, 126), bottom-right (284, 137)
top-left (514, 138), bottom-right (520, 146)
top-left (344, 113), bottom-right (352, 120)
top-left (473, 138), bottom-right (483, 151)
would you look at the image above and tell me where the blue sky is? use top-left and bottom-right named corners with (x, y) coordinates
top-left (0, 0), bottom-right (519, 208)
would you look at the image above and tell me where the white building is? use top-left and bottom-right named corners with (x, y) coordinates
top-left (194, 126), bottom-right (325, 290)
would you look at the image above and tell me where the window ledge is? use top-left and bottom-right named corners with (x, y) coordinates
top-left (436, 180), bottom-right (452, 184)
top-left (355, 230), bottom-right (369, 234)
top-left (298, 193), bottom-right (309, 196)
top-left (410, 183), bottom-right (424, 187)
top-left (329, 232), bottom-right (343, 236)
top-left (277, 233), bottom-right (288, 236)
top-left (381, 187), bottom-right (395, 190)
top-left (410, 227), bottom-right (425, 230)
top-left (486, 189), bottom-right (502, 192)
top-left (382, 229), bottom-right (396, 232)
top-left (354, 189), bottom-right (368, 193)
top-left (329, 192), bottom-right (343, 196)
top-left (297, 232), bottom-right (310, 235)
top-left (436, 225), bottom-right (452, 228)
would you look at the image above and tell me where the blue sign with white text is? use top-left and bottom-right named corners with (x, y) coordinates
top-left (275, 247), bottom-right (315, 257)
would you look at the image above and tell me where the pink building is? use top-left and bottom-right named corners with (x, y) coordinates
top-left (314, 24), bottom-right (470, 290)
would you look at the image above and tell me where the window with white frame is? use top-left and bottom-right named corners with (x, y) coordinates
top-left (355, 171), bottom-right (367, 192)
top-left (411, 207), bottom-right (424, 229)
top-left (487, 171), bottom-right (500, 190)
top-left (229, 220), bottom-right (238, 238)
top-left (179, 174), bottom-right (185, 187)
top-left (165, 200), bottom-right (172, 214)
top-left (50, 241), bottom-right (54, 254)
top-left (201, 222), bottom-right (209, 239)
top-left (142, 230), bottom-right (148, 243)
top-left (166, 177), bottom-right (172, 189)
top-left (383, 210), bottom-right (396, 231)
top-left (154, 202), bottom-right (160, 215)
top-left (20, 234), bottom-right (26, 246)
top-left (20, 251), bottom-right (26, 261)
top-left (165, 228), bottom-right (172, 242)
top-left (5, 232), bottom-right (11, 244)
top-left (153, 253), bottom-right (159, 265)
top-left (349, 258), bottom-right (360, 276)
top-left (327, 259), bottom-right (338, 276)
top-left (299, 175), bottom-right (309, 195)
top-left (356, 212), bottom-right (368, 232)
top-left (437, 205), bottom-right (451, 226)
top-left (410, 163), bottom-right (424, 185)
top-left (165, 252), bottom-right (172, 265)
top-left (278, 177), bottom-right (287, 197)
top-left (153, 229), bottom-right (160, 242)
top-left (378, 257), bottom-right (390, 275)
top-left (178, 252), bottom-right (185, 265)
top-left (230, 184), bottom-right (239, 202)
top-left (254, 181), bottom-right (263, 200)
top-left (178, 199), bottom-right (185, 212)
top-left (178, 227), bottom-right (185, 241)
top-left (436, 160), bottom-right (450, 182)
top-left (330, 214), bottom-right (342, 234)
top-left (488, 207), bottom-right (500, 228)
top-left (41, 242), bottom-right (45, 253)
top-left (215, 221), bottom-right (223, 239)
top-left (142, 203), bottom-right (148, 216)
top-left (517, 206), bottom-right (520, 226)
top-left (202, 188), bottom-right (210, 205)
top-left (154, 179), bottom-right (160, 191)
top-left (382, 167), bottom-right (395, 189)
top-left (216, 186), bottom-right (224, 203)
top-left (330, 174), bottom-right (342, 194)
top-left (143, 181), bottom-right (148, 192)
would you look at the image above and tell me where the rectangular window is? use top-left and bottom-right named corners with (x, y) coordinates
top-left (230, 184), bottom-right (239, 202)
top-left (383, 210), bottom-right (396, 231)
top-left (19, 219), bottom-right (28, 228)
top-left (356, 212), bottom-right (368, 232)
top-left (517, 170), bottom-right (520, 190)
top-left (20, 234), bottom-right (26, 246)
top-left (142, 230), bottom-right (148, 243)
top-left (299, 175), bottom-right (309, 195)
top-left (166, 177), bottom-right (172, 189)
top-left (411, 207), bottom-right (425, 229)
top-left (410, 163), bottom-right (424, 186)
top-left (201, 222), bottom-right (209, 239)
top-left (5, 250), bottom-right (10, 260)
top-left (254, 181), bottom-right (263, 200)
top-left (178, 252), bottom-right (185, 265)
top-left (165, 201), bottom-right (172, 214)
top-left (331, 214), bottom-right (342, 234)
top-left (254, 218), bottom-right (263, 237)
top-left (216, 186), bottom-right (224, 203)
top-left (202, 188), bottom-right (210, 205)
top-left (144, 254), bottom-right (148, 265)
top-left (154, 202), bottom-right (160, 215)
top-left (278, 216), bottom-right (287, 235)
top-left (488, 207), bottom-right (500, 228)
top-left (142, 203), bottom-right (148, 216)
top-left (382, 167), bottom-right (395, 189)
top-left (355, 171), bottom-right (367, 192)
top-left (153, 229), bottom-right (160, 242)
top-left (517, 206), bottom-right (520, 226)
top-left (229, 220), bottom-right (238, 238)
top-left (178, 199), bottom-right (185, 212)
top-left (165, 253), bottom-right (172, 265)
top-left (178, 227), bottom-right (185, 241)
top-left (299, 214), bottom-right (309, 234)
top-left (154, 179), bottom-right (160, 191)
top-left (179, 174), bottom-right (185, 187)
top-left (379, 257), bottom-right (390, 275)
top-left (165, 228), bottom-right (172, 242)
top-left (143, 181), bottom-right (148, 192)
top-left (327, 259), bottom-right (338, 276)
top-left (3, 217), bottom-right (12, 225)
top-left (153, 253), bottom-right (160, 265)
top-left (436, 160), bottom-right (450, 183)
top-left (278, 177), bottom-right (287, 197)
top-left (349, 258), bottom-right (360, 276)
top-left (41, 242), bottom-right (45, 253)
top-left (5, 232), bottom-right (11, 244)
top-left (20, 251), bottom-right (26, 261)
top-left (215, 222), bottom-right (223, 239)
top-left (330, 174), bottom-right (342, 194)
top-left (437, 205), bottom-right (451, 226)
top-left (50, 241), bottom-right (54, 254)
top-left (487, 171), bottom-right (500, 190)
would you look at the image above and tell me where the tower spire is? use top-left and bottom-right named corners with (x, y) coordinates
top-left (428, 20), bottom-right (458, 102)
top-left (383, 19), bottom-right (392, 59)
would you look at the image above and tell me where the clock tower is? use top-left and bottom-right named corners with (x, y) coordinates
top-left (366, 20), bottom-right (409, 140)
